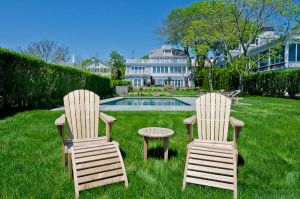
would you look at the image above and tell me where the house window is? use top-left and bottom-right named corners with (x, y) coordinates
top-left (165, 66), bottom-right (168, 73)
top-left (174, 67), bottom-right (178, 73)
top-left (161, 66), bottom-right (164, 73)
top-left (170, 67), bottom-right (174, 73)
top-left (153, 67), bottom-right (156, 73)
top-left (259, 51), bottom-right (268, 67)
top-left (157, 67), bottom-right (161, 73)
top-left (289, 44), bottom-right (296, 62)
top-left (183, 67), bottom-right (186, 73)
top-left (134, 79), bottom-right (138, 87)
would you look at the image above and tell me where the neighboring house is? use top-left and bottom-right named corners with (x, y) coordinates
top-left (125, 45), bottom-right (191, 87)
top-left (217, 27), bottom-right (300, 72)
top-left (86, 58), bottom-right (111, 77)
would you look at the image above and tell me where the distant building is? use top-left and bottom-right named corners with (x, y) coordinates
top-left (218, 27), bottom-right (300, 72)
top-left (86, 58), bottom-right (111, 77)
top-left (125, 45), bottom-right (191, 87)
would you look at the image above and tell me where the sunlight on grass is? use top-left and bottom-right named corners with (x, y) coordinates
top-left (0, 96), bottom-right (299, 198)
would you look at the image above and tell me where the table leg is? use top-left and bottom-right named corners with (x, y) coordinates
top-left (144, 137), bottom-right (148, 161)
top-left (164, 138), bottom-right (169, 162)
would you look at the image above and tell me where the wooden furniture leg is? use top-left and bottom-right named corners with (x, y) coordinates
top-left (144, 137), bottom-right (148, 161)
top-left (68, 153), bottom-right (73, 178)
top-left (164, 137), bottom-right (169, 162)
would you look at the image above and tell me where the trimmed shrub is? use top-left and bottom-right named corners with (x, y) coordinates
top-left (111, 80), bottom-right (131, 87)
top-left (194, 67), bottom-right (300, 98)
top-left (243, 69), bottom-right (300, 98)
top-left (0, 48), bottom-right (113, 111)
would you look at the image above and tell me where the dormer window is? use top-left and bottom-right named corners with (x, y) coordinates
top-left (164, 50), bottom-right (171, 55)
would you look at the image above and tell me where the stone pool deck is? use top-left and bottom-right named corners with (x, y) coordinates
top-left (51, 97), bottom-right (196, 111)
top-left (51, 96), bottom-right (247, 112)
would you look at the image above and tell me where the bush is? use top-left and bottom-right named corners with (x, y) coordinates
top-left (0, 48), bottom-right (113, 111)
top-left (194, 67), bottom-right (300, 98)
top-left (111, 80), bottom-right (131, 87)
top-left (243, 69), bottom-right (300, 98)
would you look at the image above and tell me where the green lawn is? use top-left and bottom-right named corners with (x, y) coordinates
top-left (0, 97), bottom-right (299, 198)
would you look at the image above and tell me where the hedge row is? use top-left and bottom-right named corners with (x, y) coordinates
top-left (194, 68), bottom-right (239, 91)
top-left (244, 69), bottom-right (300, 98)
top-left (195, 67), bottom-right (300, 98)
top-left (0, 48), bottom-right (113, 111)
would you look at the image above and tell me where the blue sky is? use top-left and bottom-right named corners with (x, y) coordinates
top-left (0, 0), bottom-right (198, 61)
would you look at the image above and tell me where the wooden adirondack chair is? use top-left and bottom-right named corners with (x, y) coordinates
top-left (55, 90), bottom-right (128, 198)
top-left (182, 93), bottom-right (244, 199)
top-left (55, 90), bottom-right (116, 174)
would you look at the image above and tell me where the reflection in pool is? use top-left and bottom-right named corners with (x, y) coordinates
top-left (101, 98), bottom-right (190, 106)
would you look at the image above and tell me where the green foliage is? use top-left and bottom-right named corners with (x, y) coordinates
top-left (140, 55), bottom-right (149, 59)
top-left (0, 48), bottom-right (113, 111)
top-left (194, 67), bottom-right (239, 91)
top-left (109, 51), bottom-right (126, 80)
top-left (195, 67), bottom-right (300, 98)
top-left (111, 80), bottom-right (131, 87)
top-left (81, 58), bottom-right (92, 67)
top-left (1, 97), bottom-right (300, 198)
top-left (244, 69), bottom-right (300, 98)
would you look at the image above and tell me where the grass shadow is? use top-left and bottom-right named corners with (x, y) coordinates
top-left (148, 146), bottom-right (178, 160)
top-left (238, 154), bottom-right (245, 166)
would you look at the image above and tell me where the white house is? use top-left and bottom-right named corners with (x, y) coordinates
top-left (125, 45), bottom-right (191, 87)
top-left (219, 27), bottom-right (300, 72)
top-left (86, 58), bottom-right (111, 77)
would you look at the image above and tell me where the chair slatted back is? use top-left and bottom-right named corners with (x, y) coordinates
top-left (64, 90), bottom-right (100, 139)
top-left (196, 93), bottom-right (231, 141)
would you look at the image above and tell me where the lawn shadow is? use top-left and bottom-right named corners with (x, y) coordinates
top-left (148, 147), bottom-right (178, 160)
top-left (119, 148), bottom-right (127, 159)
top-left (238, 154), bottom-right (245, 166)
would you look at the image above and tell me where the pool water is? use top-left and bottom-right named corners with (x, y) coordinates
top-left (101, 98), bottom-right (190, 106)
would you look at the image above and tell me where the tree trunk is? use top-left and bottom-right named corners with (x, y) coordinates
top-left (208, 67), bottom-right (213, 91)
top-left (238, 73), bottom-right (243, 92)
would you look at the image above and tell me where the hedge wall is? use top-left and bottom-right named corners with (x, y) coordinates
top-left (0, 48), bottom-right (113, 111)
top-left (194, 68), bottom-right (239, 91)
top-left (195, 67), bottom-right (300, 98)
top-left (243, 69), bottom-right (300, 98)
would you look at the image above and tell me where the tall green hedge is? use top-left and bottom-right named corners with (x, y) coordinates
top-left (243, 69), bottom-right (300, 98)
top-left (194, 68), bottom-right (239, 91)
top-left (0, 48), bottom-right (113, 111)
top-left (195, 67), bottom-right (300, 98)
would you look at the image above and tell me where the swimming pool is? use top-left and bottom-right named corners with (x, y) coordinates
top-left (101, 98), bottom-right (190, 106)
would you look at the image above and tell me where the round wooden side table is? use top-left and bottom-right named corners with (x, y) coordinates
top-left (138, 127), bottom-right (174, 162)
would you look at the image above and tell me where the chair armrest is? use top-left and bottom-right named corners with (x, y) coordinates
top-left (55, 114), bottom-right (65, 140)
top-left (230, 117), bottom-right (244, 147)
top-left (55, 114), bottom-right (65, 126)
top-left (100, 112), bottom-right (116, 124)
top-left (183, 115), bottom-right (196, 142)
top-left (230, 117), bottom-right (244, 128)
top-left (100, 112), bottom-right (116, 142)
top-left (183, 115), bottom-right (197, 125)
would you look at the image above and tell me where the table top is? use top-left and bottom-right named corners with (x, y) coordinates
top-left (138, 127), bottom-right (174, 138)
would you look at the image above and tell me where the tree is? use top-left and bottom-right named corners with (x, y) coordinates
top-left (140, 55), bottom-right (149, 59)
top-left (227, 0), bottom-right (300, 56)
top-left (18, 40), bottom-right (71, 64)
top-left (183, 1), bottom-right (238, 90)
top-left (109, 51), bottom-right (125, 80)
top-left (157, 7), bottom-right (195, 63)
top-left (51, 45), bottom-right (70, 64)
